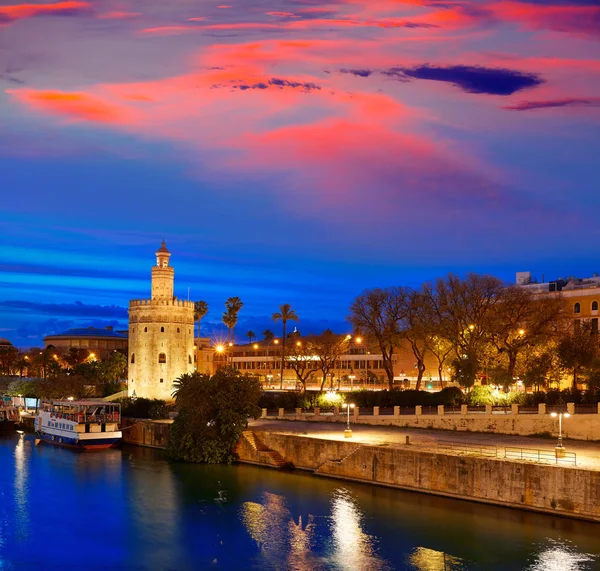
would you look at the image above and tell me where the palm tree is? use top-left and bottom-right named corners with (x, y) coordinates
top-left (194, 300), bottom-right (209, 338)
top-left (247, 330), bottom-right (256, 344)
top-left (223, 297), bottom-right (244, 343)
top-left (263, 329), bottom-right (275, 342)
top-left (272, 303), bottom-right (299, 389)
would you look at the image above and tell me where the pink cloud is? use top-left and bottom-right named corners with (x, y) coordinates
top-left (0, 1), bottom-right (90, 23)
top-left (97, 11), bottom-right (141, 20)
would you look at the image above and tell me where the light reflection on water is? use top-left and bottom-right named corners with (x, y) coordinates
top-left (525, 539), bottom-right (598, 571)
top-left (1, 435), bottom-right (600, 571)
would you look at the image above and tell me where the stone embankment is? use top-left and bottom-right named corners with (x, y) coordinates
top-left (236, 429), bottom-right (600, 523)
top-left (261, 403), bottom-right (600, 441)
top-left (121, 416), bottom-right (600, 523)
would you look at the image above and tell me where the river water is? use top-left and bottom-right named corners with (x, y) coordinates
top-left (1, 434), bottom-right (599, 570)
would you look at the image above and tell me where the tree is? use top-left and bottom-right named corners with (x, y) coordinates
top-left (223, 297), bottom-right (244, 343)
top-left (401, 290), bottom-right (432, 391)
top-left (168, 368), bottom-right (262, 463)
top-left (311, 330), bottom-right (351, 392)
top-left (488, 287), bottom-right (563, 384)
top-left (194, 300), bottom-right (209, 338)
top-left (286, 340), bottom-right (316, 392)
top-left (272, 303), bottom-right (299, 389)
top-left (348, 287), bottom-right (407, 389)
top-left (262, 329), bottom-right (275, 342)
top-left (425, 274), bottom-right (504, 385)
top-left (246, 330), bottom-right (256, 344)
top-left (557, 323), bottom-right (599, 390)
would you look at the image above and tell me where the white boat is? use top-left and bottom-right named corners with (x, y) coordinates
top-left (35, 400), bottom-right (122, 450)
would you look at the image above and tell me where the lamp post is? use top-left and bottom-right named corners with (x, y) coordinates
top-left (342, 402), bottom-right (355, 438)
top-left (349, 374), bottom-right (355, 391)
top-left (550, 411), bottom-right (570, 457)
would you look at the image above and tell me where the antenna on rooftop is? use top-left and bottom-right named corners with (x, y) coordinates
top-left (187, 287), bottom-right (190, 301)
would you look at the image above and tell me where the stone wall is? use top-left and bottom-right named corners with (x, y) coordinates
top-left (264, 406), bottom-right (600, 441)
top-left (122, 418), bottom-right (172, 449)
top-left (237, 431), bottom-right (600, 522)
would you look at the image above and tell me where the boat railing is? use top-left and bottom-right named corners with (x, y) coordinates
top-left (48, 412), bottom-right (120, 424)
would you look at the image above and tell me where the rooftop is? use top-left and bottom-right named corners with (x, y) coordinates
top-left (44, 326), bottom-right (128, 340)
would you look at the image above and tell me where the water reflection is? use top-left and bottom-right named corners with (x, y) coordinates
top-left (329, 488), bottom-right (389, 571)
top-left (240, 491), bottom-right (322, 570)
top-left (526, 539), bottom-right (598, 570)
top-left (408, 547), bottom-right (467, 570)
top-left (13, 433), bottom-right (30, 543)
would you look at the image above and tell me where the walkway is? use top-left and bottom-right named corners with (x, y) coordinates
top-left (249, 418), bottom-right (600, 470)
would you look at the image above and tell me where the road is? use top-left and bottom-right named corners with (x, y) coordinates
top-left (249, 418), bottom-right (600, 470)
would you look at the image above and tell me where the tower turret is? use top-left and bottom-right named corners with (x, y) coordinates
top-left (151, 240), bottom-right (174, 300)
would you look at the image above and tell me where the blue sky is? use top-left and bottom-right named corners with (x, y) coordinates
top-left (1, 0), bottom-right (599, 347)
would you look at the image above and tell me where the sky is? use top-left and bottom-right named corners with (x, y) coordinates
top-left (1, 0), bottom-right (599, 348)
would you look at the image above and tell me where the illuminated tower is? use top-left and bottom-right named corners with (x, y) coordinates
top-left (128, 242), bottom-right (194, 401)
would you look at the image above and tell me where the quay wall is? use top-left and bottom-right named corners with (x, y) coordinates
top-left (237, 431), bottom-right (600, 523)
top-left (263, 407), bottom-right (600, 441)
top-left (120, 417), bottom-right (600, 522)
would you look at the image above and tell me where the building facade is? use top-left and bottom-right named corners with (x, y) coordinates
top-left (44, 326), bottom-right (128, 360)
top-left (128, 242), bottom-right (194, 401)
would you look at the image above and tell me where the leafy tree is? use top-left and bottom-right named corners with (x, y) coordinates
top-left (262, 329), bottom-right (275, 342)
top-left (168, 369), bottom-right (262, 463)
top-left (194, 300), bottom-right (209, 338)
top-left (272, 303), bottom-right (299, 389)
top-left (425, 274), bottom-right (504, 384)
top-left (348, 287), bottom-right (407, 389)
top-left (488, 287), bottom-right (563, 382)
top-left (63, 347), bottom-right (91, 368)
top-left (557, 323), bottom-right (599, 390)
top-left (223, 297), bottom-right (244, 343)
top-left (6, 378), bottom-right (39, 398)
top-left (38, 373), bottom-right (92, 400)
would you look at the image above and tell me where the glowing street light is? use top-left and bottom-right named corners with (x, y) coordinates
top-left (550, 411), bottom-right (570, 455)
top-left (253, 344), bottom-right (259, 350)
top-left (342, 402), bottom-right (355, 438)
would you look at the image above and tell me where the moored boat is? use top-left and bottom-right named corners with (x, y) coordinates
top-left (0, 406), bottom-right (19, 433)
top-left (35, 400), bottom-right (122, 450)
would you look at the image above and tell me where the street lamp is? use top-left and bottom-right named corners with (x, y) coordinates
top-left (348, 374), bottom-right (355, 391)
top-left (342, 402), bottom-right (355, 438)
top-left (550, 411), bottom-right (570, 456)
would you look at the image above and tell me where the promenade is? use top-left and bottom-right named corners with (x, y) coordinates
top-left (249, 418), bottom-right (600, 470)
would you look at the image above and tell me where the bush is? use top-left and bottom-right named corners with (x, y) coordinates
top-left (119, 397), bottom-right (168, 419)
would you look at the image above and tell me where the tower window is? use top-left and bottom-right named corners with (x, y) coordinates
top-left (160, 378), bottom-right (164, 383)
top-left (592, 301), bottom-right (598, 311)
top-left (177, 328), bottom-right (180, 333)
top-left (161, 327), bottom-right (165, 333)
top-left (159, 353), bottom-right (166, 364)
top-left (574, 303), bottom-right (581, 314)
top-left (144, 327), bottom-right (148, 333)
top-left (188, 355), bottom-right (192, 364)
top-left (131, 354), bottom-right (135, 364)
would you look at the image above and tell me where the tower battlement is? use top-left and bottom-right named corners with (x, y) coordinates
top-left (129, 298), bottom-right (194, 308)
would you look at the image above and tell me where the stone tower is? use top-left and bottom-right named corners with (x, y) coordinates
top-left (128, 242), bottom-right (194, 401)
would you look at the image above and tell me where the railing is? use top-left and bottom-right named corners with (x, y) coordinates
top-left (437, 440), bottom-right (498, 457)
top-left (575, 404), bottom-right (598, 414)
top-left (504, 446), bottom-right (577, 465)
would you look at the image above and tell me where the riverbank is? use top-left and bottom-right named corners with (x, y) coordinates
top-left (122, 417), bottom-right (600, 523)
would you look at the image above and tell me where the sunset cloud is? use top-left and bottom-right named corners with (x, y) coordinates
top-left (502, 97), bottom-right (600, 111)
top-left (0, 1), bottom-right (90, 23)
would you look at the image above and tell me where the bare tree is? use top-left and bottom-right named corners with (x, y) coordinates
top-left (286, 340), bottom-right (317, 392)
top-left (348, 287), bottom-right (408, 389)
top-left (311, 330), bottom-right (351, 393)
top-left (401, 290), bottom-right (431, 390)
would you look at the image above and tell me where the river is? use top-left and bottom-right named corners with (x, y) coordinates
top-left (1, 434), bottom-right (599, 570)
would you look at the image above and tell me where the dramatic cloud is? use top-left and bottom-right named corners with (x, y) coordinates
top-left (502, 97), bottom-right (600, 111)
top-left (383, 65), bottom-right (544, 95)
